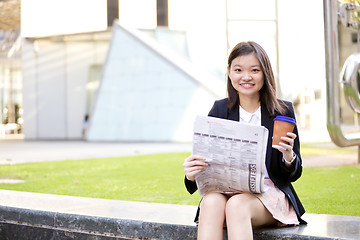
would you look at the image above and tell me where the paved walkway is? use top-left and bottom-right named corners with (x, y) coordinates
top-left (0, 137), bottom-right (192, 165)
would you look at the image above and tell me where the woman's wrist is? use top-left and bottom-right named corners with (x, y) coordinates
top-left (185, 175), bottom-right (195, 182)
top-left (283, 152), bottom-right (296, 166)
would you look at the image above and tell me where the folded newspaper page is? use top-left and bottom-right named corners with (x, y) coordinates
top-left (193, 116), bottom-right (269, 196)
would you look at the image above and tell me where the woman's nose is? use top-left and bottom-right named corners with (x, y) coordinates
top-left (242, 73), bottom-right (252, 80)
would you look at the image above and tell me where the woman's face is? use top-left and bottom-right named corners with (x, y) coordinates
top-left (228, 53), bottom-right (264, 101)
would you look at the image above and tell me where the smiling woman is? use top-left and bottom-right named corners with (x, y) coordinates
top-left (183, 41), bottom-right (305, 240)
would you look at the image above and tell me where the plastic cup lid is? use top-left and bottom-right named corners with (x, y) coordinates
top-left (273, 115), bottom-right (296, 125)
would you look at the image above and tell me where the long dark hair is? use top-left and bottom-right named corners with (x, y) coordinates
top-left (227, 41), bottom-right (286, 115)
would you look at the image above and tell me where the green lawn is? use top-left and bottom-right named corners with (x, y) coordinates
top-left (0, 152), bottom-right (201, 205)
top-left (0, 147), bottom-right (359, 216)
top-left (293, 166), bottom-right (360, 216)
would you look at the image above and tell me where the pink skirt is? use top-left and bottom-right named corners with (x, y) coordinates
top-left (255, 178), bottom-right (299, 226)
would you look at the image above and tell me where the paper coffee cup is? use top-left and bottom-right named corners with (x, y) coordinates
top-left (272, 116), bottom-right (296, 147)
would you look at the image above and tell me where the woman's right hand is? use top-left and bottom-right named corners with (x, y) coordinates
top-left (183, 155), bottom-right (208, 182)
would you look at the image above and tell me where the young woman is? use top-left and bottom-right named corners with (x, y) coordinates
top-left (183, 41), bottom-right (306, 240)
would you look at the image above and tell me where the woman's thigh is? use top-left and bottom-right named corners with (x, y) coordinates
top-left (226, 193), bottom-right (277, 227)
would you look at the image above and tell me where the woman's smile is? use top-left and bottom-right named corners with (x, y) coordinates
top-left (240, 82), bottom-right (255, 89)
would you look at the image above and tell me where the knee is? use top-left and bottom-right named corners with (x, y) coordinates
top-left (200, 192), bottom-right (227, 211)
top-left (225, 194), bottom-right (251, 220)
top-left (200, 193), bottom-right (226, 214)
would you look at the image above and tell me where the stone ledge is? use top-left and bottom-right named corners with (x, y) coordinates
top-left (0, 206), bottom-right (197, 240)
top-left (0, 190), bottom-right (359, 239)
top-left (1, 205), bottom-right (360, 240)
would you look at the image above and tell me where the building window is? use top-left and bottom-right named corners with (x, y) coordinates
top-left (157, 0), bottom-right (168, 27)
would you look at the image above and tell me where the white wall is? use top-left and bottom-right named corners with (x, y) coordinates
top-left (65, 42), bottom-right (109, 139)
top-left (37, 41), bottom-right (67, 138)
top-left (22, 40), bottom-right (68, 139)
top-left (21, 37), bottom-right (109, 139)
top-left (21, 40), bottom-right (38, 139)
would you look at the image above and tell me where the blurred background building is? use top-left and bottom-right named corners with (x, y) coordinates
top-left (0, 0), bottom-right (337, 142)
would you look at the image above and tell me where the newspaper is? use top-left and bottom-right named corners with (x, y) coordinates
top-left (193, 116), bottom-right (269, 196)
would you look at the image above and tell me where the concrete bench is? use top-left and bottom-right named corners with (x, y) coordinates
top-left (0, 190), bottom-right (359, 239)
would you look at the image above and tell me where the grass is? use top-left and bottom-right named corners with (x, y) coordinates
top-left (0, 152), bottom-right (201, 205)
top-left (0, 143), bottom-right (359, 216)
top-left (293, 165), bottom-right (360, 216)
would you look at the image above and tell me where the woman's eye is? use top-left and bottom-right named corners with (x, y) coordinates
top-left (235, 69), bottom-right (241, 72)
top-left (252, 69), bottom-right (260, 72)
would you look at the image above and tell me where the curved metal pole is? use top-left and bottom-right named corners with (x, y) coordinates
top-left (324, 0), bottom-right (360, 147)
top-left (341, 52), bottom-right (360, 113)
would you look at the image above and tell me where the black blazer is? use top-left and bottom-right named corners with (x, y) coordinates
top-left (185, 98), bottom-right (306, 224)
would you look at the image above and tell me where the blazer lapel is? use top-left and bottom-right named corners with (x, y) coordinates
top-left (227, 105), bottom-right (239, 121)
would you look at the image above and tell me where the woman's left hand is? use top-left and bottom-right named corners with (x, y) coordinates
top-left (273, 132), bottom-right (297, 162)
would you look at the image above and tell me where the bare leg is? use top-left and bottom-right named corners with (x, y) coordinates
top-left (197, 192), bottom-right (227, 240)
top-left (225, 193), bottom-right (277, 240)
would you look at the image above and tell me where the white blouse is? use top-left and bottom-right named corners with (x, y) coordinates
top-left (239, 105), bottom-right (261, 126)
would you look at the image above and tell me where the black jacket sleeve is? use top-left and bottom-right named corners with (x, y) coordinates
top-left (184, 177), bottom-right (198, 194)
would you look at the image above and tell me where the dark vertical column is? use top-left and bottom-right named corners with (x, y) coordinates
top-left (107, 0), bottom-right (119, 27)
top-left (157, 0), bottom-right (168, 27)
